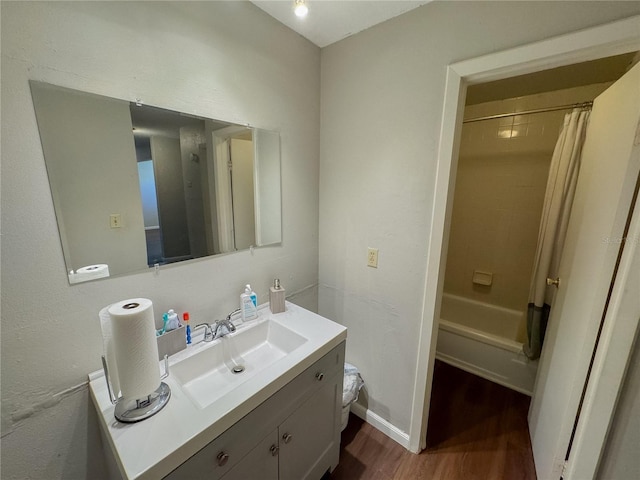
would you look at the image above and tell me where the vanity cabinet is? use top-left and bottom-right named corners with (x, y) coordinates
top-left (278, 375), bottom-right (340, 480)
top-left (219, 430), bottom-right (279, 480)
top-left (165, 342), bottom-right (345, 480)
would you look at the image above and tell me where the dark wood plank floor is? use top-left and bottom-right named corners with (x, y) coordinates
top-left (330, 361), bottom-right (537, 480)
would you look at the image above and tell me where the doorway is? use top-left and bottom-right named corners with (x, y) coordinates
top-left (409, 15), bottom-right (640, 480)
top-left (426, 52), bottom-right (636, 476)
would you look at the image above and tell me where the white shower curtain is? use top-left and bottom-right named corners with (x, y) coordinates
top-left (525, 108), bottom-right (591, 360)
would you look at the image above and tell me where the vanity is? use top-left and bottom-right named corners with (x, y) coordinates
top-left (89, 302), bottom-right (347, 479)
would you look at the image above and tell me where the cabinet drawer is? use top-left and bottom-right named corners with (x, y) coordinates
top-left (287, 342), bottom-right (343, 401)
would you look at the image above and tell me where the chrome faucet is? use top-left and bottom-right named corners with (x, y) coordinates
top-left (193, 309), bottom-right (242, 342)
top-left (194, 323), bottom-right (214, 342)
top-left (212, 319), bottom-right (236, 339)
top-left (212, 309), bottom-right (241, 340)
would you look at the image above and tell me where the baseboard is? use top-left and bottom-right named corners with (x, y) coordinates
top-left (436, 352), bottom-right (533, 396)
top-left (350, 403), bottom-right (410, 450)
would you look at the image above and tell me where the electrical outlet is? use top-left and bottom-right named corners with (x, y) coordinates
top-left (110, 214), bottom-right (122, 228)
top-left (367, 248), bottom-right (379, 268)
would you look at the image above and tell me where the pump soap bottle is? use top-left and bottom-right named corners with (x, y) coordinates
top-left (241, 284), bottom-right (258, 321)
top-left (269, 278), bottom-right (286, 314)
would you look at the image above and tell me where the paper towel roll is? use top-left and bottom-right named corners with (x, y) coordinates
top-left (99, 305), bottom-right (121, 397)
top-left (69, 264), bottom-right (110, 284)
top-left (109, 298), bottom-right (161, 400)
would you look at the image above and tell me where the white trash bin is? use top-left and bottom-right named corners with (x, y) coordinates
top-left (342, 363), bottom-right (364, 431)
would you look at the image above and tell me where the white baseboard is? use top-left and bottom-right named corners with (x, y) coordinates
top-left (350, 403), bottom-right (410, 450)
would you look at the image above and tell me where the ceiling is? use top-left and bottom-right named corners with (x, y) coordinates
top-left (249, 2), bottom-right (639, 101)
top-left (251, 0), bottom-right (430, 48)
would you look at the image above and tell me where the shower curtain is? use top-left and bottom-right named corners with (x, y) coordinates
top-left (525, 108), bottom-right (591, 360)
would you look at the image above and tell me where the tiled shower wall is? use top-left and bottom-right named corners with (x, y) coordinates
top-left (444, 83), bottom-right (611, 338)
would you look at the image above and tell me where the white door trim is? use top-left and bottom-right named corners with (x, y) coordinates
top-left (409, 15), bottom-right (640, 454)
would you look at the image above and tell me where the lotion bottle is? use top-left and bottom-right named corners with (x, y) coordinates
top-left (241, 284), bottom-right (258, 321)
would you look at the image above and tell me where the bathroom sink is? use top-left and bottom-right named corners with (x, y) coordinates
top-left (171, 319), bottom-right (307, 409)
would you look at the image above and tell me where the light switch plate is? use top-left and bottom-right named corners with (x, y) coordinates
top-left (110, 214), bottom-right (122, 228)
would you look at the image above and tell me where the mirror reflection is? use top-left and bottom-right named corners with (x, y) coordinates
top-left (30, 82), bottom-right (282, 284)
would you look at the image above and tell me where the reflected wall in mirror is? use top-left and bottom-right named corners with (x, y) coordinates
top-left (30, 82), bottom-right (282, 284)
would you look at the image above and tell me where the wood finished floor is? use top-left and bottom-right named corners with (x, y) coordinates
top-left (330, 361), bottom-right (537, 480)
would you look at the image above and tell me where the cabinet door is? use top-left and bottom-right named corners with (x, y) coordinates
top-left (220, 429), bottom-right (279, 480)
top-left (279, 374), bottom-right (341, 480)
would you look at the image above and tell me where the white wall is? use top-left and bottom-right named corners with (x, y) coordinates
top-left (319, 1), bottom-right (640, 436)
top-left (0, 1), bottom-right (320, 478)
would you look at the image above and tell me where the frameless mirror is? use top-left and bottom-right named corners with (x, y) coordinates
top-left (30, 81), bottom-right (282, 284)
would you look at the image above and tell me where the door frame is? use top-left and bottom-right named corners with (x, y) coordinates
top-left (409, 14), bottom-right (640, 459)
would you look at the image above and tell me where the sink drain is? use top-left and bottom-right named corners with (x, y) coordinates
top-left (231, 365), bottom-right (245, 374)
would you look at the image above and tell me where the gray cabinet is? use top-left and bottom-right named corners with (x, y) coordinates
top-left (220, 430), bottom-right (279, 480)
top-left (279, 374), bottom-right (341, 480)
top-left (166, 342), bottom-right (345, 480)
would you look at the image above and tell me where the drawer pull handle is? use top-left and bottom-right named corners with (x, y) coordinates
top-left (315, 372), bottom-right (324, 381)
top-left (282, 433), bottom-right (293, 444)
top-left (270, 444), bottom-right (279, 456)
top-left (217, 451), bottom-right (229, 467)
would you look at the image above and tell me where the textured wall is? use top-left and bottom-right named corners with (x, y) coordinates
top-left (319, 1), bottom-right (640, 435)
top-left (0, 1), bottom-right (319, 478)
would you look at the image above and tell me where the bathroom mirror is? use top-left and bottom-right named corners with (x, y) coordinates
top-left (30, 81), bottom-right (282, 284)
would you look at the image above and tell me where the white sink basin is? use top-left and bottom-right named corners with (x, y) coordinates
top-left (171, 319), bottom-right (307, 409)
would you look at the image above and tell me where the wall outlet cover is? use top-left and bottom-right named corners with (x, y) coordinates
top-left (367, 248), bottom-right (379, 268)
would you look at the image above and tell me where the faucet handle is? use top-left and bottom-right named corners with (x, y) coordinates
top-left (194, 323), bottom-right (214, 342)
top-left (226, 320), bottom-right (236, 333)
top-left (226, 308), bottom-right (241, 322)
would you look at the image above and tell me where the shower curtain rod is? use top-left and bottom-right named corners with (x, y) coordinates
top-left (462, 101), bottom-right (593, 124)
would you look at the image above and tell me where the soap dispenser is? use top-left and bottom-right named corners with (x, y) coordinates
top-left (269, 279), bottom-right (286, 314)
top-left (241, 284), bottom-right (258, 321)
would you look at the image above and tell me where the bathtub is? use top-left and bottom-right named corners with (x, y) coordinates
top-left (436, 293), bottom-right (538, 395)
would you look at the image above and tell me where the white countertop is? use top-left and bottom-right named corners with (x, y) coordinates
top-left (88, 302), bottom-right (347, 480)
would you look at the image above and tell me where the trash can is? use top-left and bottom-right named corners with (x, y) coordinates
top-left (342, 362), bottom-right (364, 431)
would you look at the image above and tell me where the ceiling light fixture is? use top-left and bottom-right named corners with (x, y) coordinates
top-left (294, 0), bottom-right (308, 18)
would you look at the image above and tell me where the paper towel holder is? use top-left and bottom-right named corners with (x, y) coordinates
top-left (101, 355), bottom-right (171, 423)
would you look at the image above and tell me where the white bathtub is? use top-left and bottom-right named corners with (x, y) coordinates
top-left (436, 293), bottom-right (538, 395)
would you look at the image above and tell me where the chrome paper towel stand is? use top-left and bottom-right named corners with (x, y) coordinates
top-left (101, 355), bottom-right (171, 423)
